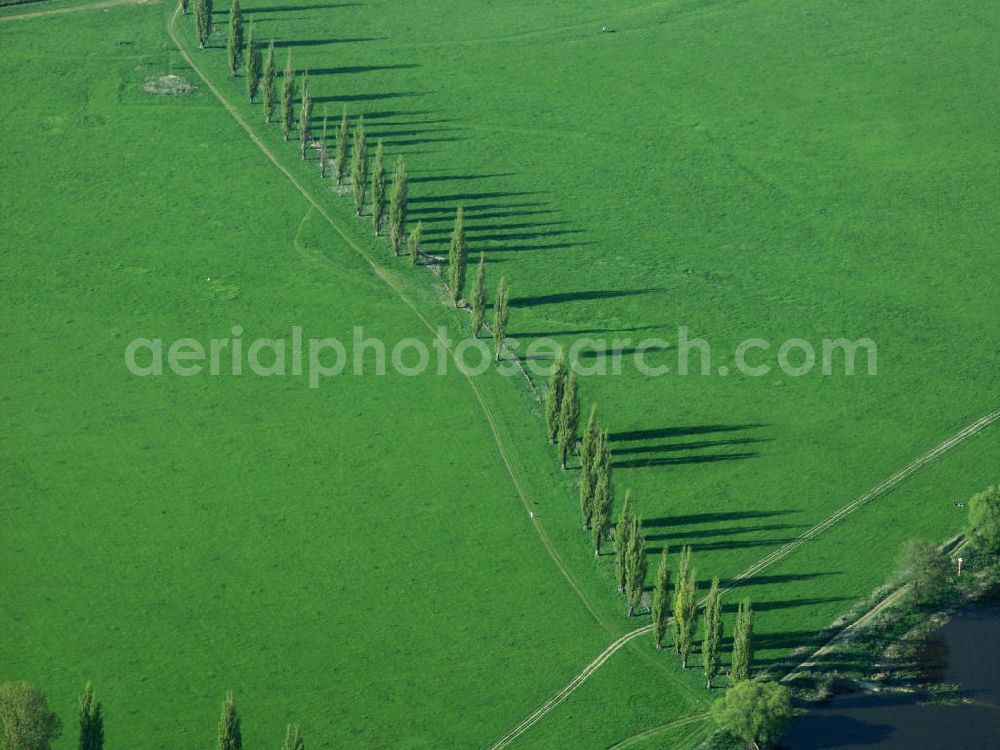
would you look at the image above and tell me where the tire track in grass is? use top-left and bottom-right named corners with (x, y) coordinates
top-left (604, 714), bottom-right (710, 750)
top-left (0, 0), bottom-right (158, 23)
top-left (486, 408), bottom-right (1000, 750)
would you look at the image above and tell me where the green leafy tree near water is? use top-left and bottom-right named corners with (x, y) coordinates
top-left (967, 484), bottom-right (1000, 553)
top-left (0, 681), bottom-right (61, 750)
top-left (711, 680), bottom-right (792, 750)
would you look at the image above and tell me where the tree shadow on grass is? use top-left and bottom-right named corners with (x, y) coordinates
top-left (273, 37), bottom-right (384, 48)
top-left (308, 63), bottom-right (420, 76)
top-left (613, 436), bottom-right (770, 457)
top-left (610, 423), bottom-right (768, 442)
top-left (510, 288), bottom-right (664, 309)
top-left (615, 451), bottom-right (760, 470)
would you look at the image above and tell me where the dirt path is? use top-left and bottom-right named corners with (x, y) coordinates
top-left (487, 409), bottom-right (999, 750)
top-left (0, 0), bottom-right (157, 23)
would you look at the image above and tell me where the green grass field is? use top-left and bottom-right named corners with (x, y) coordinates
top-left (2, 0), bottom-right (997, 748)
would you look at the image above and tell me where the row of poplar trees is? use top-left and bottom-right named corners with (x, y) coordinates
top-left (189, 0), bottom-right (513, 360)
top-left (544, 363), bottom-right (756, 688)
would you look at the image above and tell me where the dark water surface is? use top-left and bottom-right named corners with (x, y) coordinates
top-left (783, 587), bottom-right (1000, 749)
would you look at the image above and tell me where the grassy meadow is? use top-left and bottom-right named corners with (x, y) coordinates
top-left (1, 0), bottom-right (998, 748)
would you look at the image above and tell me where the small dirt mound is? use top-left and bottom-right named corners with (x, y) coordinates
top-left (143, 74), bottom-right (196, 96)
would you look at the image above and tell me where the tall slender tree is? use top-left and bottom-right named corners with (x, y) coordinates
top-left (591, 434), bottom-right (613, 555)
top-left (447, 207), bottom-right (468, 306)
top-left (389, 156), bottom-right (408, 255)
top-left (558, 369), bottom-right (580, 469)
top-left (731, 599), bottom-right (754, 684)
top-left (408, 221), bottom-right (422, 265)
top-left (493, 277), bottom-right (509, 361)
top-left (651, 548), bottom-right (671, 650)
top-left (181, 0), bottom-right (190, 15)
top-left (470, 253), bottom-right (487, 336)
top-left (281, 52), bottom-right (295, 141)
top-left (333, 105), bottom-right (349, 185)
top-left (261, 41), bottom-right (276, 122)
top-left (78, 682), bottom-right (103, 750)
top-left (350, 115), bottom-right (368, 215)
top-left (217, 692), bottom-right (241, 750)
top-left (318, 108), bottom-right (329, 177)
top-left (625, 514), bottom-right (647, 616)
top-left (672, 545), bottom-right (693, 655)
top-left (544, 355), bottom-right (567, 444)
top-left (299, 71), bottom-right (312, 159)
top-left (578, 404), bottom-right (599, 528)
top-left (702, 577), bottom-right (723, 689)
top-left (614, 490), bottom-right (634, 593)
top-left (226, 0), bottom-right (243, 76)
top-left (677, 560), bottom-right (699, 668)
top-left (195, 0), bottom-right (213, 49)
top-left (244, 20), bottom-right (261, 101)
top-left (282, 724), bottom-right (304, 750)
top-left (371, 140), bottom-right (385, 235)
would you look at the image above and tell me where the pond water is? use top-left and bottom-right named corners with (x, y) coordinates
top-left (782, 586), bottom-right (1000, 749)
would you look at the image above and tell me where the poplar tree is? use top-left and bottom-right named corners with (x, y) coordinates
top-left (493, 277), bottom-right (509, 361)
top-left (181, 0), bottom-right (189, 14)
top-left (408, 221), bottom-right (422, 265)
top-left (333, 105), bottom-right (349, 185)
top-left (447, 207), bottom-right (468, 306)
top-left (544, 355), bottom-right (566, 443)
top-left (651, 549), bottom-right (671, 650)
top-left (217, 692), bottom-right (241, 750)
top-left (244, 20), bottom-right (261, 101)
top-left (351, 115), bottom-right (368, 215)
top-left (318, 108), bottom-right (329, 177)
top-left (195, 0), bottom-right (213, 49)
top-left (578, 405), bottom-right (599, 528)
top-left (558, 369), bottom-right (580, 469)
top-left (226, 0), bottom-right (243, 76)
top-left (677, 560), bottom-right (699, 668)
top-left (262, 41), bottom-right (276, 122)
top-left (470, 253), bottom-right (487, 336)
top-left (281, 52), bottom-right (295, 141)
top-left (371, 140), bottom-right (385, 234)
top-left (702, 577), bottom-right (723, 689)
top-left (625, 514), bottom-right (647, 616)
top-left (78, 682), bottom-right (103, 750)
top-left (299, 71), bottom-right (312, 159)
top-left (591, 462), bottom-right (611, 556)
top-left (613, 490), bottom-right (634, 594)
top-left (389, 156), bottom-right (408, 254)
top-left (672, 546), bottom-right (693, 656)
top-left (282, 724), bottom-right (304, 750)
top-left (731, 599), bottom-right (754, 684)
